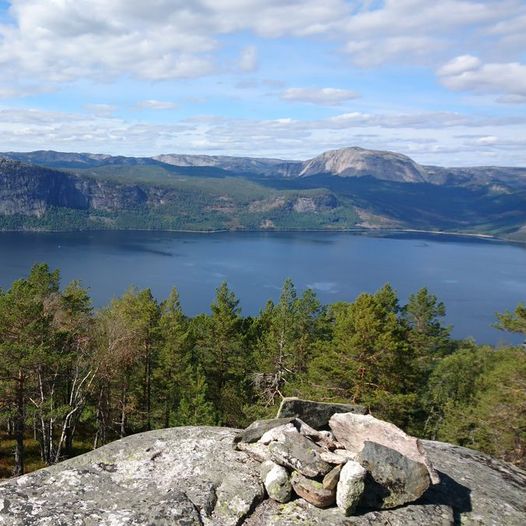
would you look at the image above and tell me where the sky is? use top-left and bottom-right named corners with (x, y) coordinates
top-left (0, 0), bottom-right (525, 166)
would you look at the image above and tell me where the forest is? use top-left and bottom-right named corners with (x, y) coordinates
top-left (0, 264), bottom-right (525, 478)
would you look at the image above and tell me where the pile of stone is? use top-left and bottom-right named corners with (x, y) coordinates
top-left (234, 398), bottom-right (440, 516)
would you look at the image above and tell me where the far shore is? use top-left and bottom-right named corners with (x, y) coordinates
top-left (0, 225), bottom-right (524, 245)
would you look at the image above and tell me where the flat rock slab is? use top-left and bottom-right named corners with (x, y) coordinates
top-left (323, 464), bottom-right (342, 490)
top-left (245, 498), bottom-right (455, 526)
top-left (277, 397), bottom-right (367, 429)
top-left (329, 412), bottom-right (439, 484)
top-left (234, 417), bottom-right (296, 444)
top-left (423, 440), bottom-right (526, 526)
top-left (269, 430), bottom-right (331, 478)
top-left (0, 427), bottom-right (264, 526)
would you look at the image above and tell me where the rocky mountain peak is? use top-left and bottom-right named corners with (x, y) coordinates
top-left (299, 146), bottom-right (428, 183)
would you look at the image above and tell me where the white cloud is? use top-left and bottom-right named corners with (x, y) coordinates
top-left (1, 106), bottom-right (525, 166)
top-left (0, 0), bottom-right (347, 85)
top-left (84, 104), bottom-right (115, 116)
top-left (0, 0), bottom-right (522, 90)
top-left (138, 100), bottom-right (178, 110)
top-left (437, 55), bottom-right (481, 76)
top-left (238, 45), bottom-right (258, 72)
top-left (438, 55), bottom-right (526, 101)
top-left (341, 0), bottom-right (518, 66)
top-left (281, 87), bottom-right (359, 105)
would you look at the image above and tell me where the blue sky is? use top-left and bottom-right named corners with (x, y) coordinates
top-left (0, 0), bottom-right (525, 165)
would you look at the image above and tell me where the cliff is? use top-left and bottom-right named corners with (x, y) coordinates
top-left (0, 425), bottom-right (524, 525)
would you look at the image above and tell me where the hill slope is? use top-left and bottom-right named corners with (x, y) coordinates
top-left (1, 147), bottom-right (526, 238)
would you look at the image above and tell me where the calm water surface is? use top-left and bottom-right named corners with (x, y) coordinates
top-left (0, 230), bottom-right (525, 344)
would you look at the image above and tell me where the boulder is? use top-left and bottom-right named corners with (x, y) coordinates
top-left (329, 412), bottom-right (439, 484)
top-left (260, 460), bottom-right (292, 503)
top-left (291, 471), bottom-right (336, 508)
top-left (323, 464), bottom-right (342, 490)
top-left (269, 430), bottom-right (332, 478)
top-left (357, 440), bottom-right (431, 509)
top-left (336, 460), bottom-right (367, 516)
top-left (277, 397), bottom-right (367, 429)
top-left (234, 417), bottom-right (296, 444)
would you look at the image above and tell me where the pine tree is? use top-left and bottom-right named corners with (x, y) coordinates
top-left (254, 279), bottom-right (323, 406)
top-left (404, 288), bottom-right (452, 372)
top-left (176, 365), bottom-right (216, 426)
top-left (156, 288), bottom-right (192, 428)
top-left (196, 282), bottom-right (247, 426)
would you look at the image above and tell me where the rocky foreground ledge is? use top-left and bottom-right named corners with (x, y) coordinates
top-left (0, 400), bottom-right (525, 525)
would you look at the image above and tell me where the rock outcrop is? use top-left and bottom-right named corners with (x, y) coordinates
top-left (0, 427), bottom-right (265, 526)
top-left (0, 422), bottom-right (525, 525)
top-left (298, 147), bottom-right (429, 183)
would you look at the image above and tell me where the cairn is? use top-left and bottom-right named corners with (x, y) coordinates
top-left (234, 398), bottom-right (439, 516)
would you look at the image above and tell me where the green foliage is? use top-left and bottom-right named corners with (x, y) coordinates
top-left (193, 283), bottom-right (250, 426)
top-left (495, 303), bottom-right (526, 335)
top-left (1, 264), bottom-right (525, 478)
top-left (425, 345), bottom-right (526, 465)
top-left (253, 279), bottom-right (325, 407)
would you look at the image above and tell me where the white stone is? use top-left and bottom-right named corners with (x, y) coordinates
top-left (258, 423), bottom-right (297, 445)
top-left (336, 460), bottom-right (366, 516)
top-left (260, 460), bottom-right (292, 503)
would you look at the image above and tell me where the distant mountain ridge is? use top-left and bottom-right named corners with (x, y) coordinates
top-left (1, 147), bottom-right (526, 240)
top-left (2, 146), bottom-right (526, 187)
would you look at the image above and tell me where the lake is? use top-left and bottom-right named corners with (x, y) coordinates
top-left (0, 230), bottom-right (525, 344)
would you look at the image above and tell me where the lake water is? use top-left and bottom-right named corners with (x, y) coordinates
top-left (0, 230), bottom-right (525, 344)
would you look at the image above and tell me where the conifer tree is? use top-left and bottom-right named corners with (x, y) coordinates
top-left (197, 282), bottom-right (246, 426)
top-left (156, 288), bottom-right (192, 427)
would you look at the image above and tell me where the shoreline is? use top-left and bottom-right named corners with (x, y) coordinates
top-left (0, 226), bottom-right (522, 244)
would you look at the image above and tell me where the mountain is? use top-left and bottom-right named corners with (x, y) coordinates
top-left (299, 147), bottom-right (428, 183)
top-left (1, 147), bottom-right (526, 239)
top-left (1, 150), bottom-right (162, 169)
top-left (4, 147), bottom-right (526, 188)
top-left (153, 153), bottom-right (303, 177)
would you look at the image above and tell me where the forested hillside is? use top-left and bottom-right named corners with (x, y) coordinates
top-left (1, 265), bottom-right (525, 477)
top-left (2, 148), bottom-right (526, 239)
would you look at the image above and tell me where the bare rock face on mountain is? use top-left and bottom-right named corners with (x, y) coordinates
top-left (299, 146), bottom-right (428, 183)
top-left (0, 422), bottom-right (525, 525)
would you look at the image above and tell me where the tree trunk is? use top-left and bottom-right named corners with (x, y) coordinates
top-left (13, 370), bottom-right (25, 476)
top-left (145, 349), bottom-right (152, 431)
top-left (120, 384), bottom-right (127, 438)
